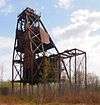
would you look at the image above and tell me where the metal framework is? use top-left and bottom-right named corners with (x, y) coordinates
top-left (59, 48), bottom-right (87, 87)
top-left (12, 8), bottom-right (87, 94)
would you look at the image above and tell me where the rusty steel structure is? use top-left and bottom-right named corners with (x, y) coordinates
top-left (12, 7), bottom-right (61, 93)
top-left (12, 8), bottom-right (87, 93)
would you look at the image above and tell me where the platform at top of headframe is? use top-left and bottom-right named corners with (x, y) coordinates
top-left (18, 7), bottom-right (40, 20)
top-left (16, 7), bottom-right (56, 54)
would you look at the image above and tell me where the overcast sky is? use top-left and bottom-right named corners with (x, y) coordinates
top-left (0, 0), bottom-right (100, 80)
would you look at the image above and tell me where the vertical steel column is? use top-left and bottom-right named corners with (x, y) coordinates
top-left (85, 53), bottom-right (87, 88)
top-left (75, 49), bottom-right (77, 85)
top-left (69, 57), bottom-right (72, 87)
top-left (12, 42), bottom-right (16, 94)
top-left (19, 53), bottom-right (22, 94)
top-left (58, 55), bottom-right (61, 96)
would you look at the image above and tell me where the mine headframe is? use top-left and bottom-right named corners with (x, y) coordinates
top-left (12, 7), bottom-right (63, 90)
top-left (12, 8), bottom-right (87, 93)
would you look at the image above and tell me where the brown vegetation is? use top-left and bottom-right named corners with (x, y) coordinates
top-left (0, 89), bottom-right (100, 105)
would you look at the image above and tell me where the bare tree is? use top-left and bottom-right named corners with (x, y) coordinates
top-left (0, 64), bottom-right (3, 83)
top-left (87, 73), bottom-right (99, 87)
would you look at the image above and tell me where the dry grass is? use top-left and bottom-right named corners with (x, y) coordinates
top-left (0, 90), bottom-right (100, 105)
top-left (34, 87), bottom-right (100, 105)
top-left (0, 95), bottom-right (36, 105)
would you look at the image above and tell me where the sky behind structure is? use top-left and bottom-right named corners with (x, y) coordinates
top-left (0, 0), bottom-right (100, 80)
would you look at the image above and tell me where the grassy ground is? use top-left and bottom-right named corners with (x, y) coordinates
top-left (0, 83), bottom-right (100, 105)
top-left (0, 95), bottom-right (36, 105)
top-left (0, 90), bottom-right (100, 105)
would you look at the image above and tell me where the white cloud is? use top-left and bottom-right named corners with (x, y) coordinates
top-left (0, 0), bottom-right (6, 8)
top-left (0, 4), bottom-right (15, 15)
top-left (0, 0), bottom-right (15, 15)
top-left (55, 0), bottom-right (73, 10)
top-left (71, 9), bottom-right (100, 25)
top-left (0, 36), bottom-right (14, 80)
top-left (0, 36), bottom-right (14, 48)
top-left (51, 9), bottom-right (100, 76)
top-left (52, 9), bottom-right (100, 38)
